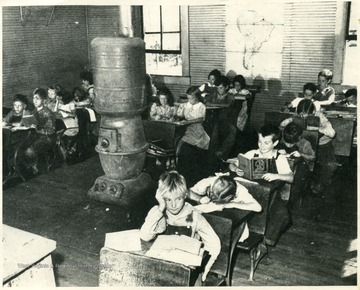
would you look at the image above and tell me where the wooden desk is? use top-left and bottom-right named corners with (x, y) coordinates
top-left (3, 225), bottom-right (56, 287)
top-left (3, 127), bottom-right (34, 184)
top-left (99, 240), bottom-right (193, 286)
top-left (264, 111), bottom-right (356, 156)
top-left (203, 208), bottom-right (250, 286)
top-left (142, 119), bottom-right (189, 149)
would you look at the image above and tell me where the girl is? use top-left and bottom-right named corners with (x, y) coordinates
top-left (229, 75), bottom-right (252, 132)
top-left (149, 86), bottom-right (177, 121)
top-left (199, 69), bottom-right (222, 99)
top-left (176, 86), bottom-right (210, 186)
top-left (24, 88), bottom-right (56, 174)
top-left (47, 85), bottom-right (64, 117)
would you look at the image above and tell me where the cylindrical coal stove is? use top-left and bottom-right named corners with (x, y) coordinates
top-left (87, 37), bottom-right (151, 206)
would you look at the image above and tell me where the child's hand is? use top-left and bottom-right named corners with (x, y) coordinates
top-left (155, 189), bottom-right (166, 212)
top-left (262, 173), bottom-right (278, 182)
top-left (30, 124), bottom-right (37, 129)
top-left (289, 151), bottom-right (301, 158)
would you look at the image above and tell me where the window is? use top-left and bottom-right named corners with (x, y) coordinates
top-left (143, 5), bottom-right (187, 76)
top-left (342, 2), bottom-right (358, 85)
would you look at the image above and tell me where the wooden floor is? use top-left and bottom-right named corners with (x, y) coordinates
top-left (2, 153), bottom-right (357, 287)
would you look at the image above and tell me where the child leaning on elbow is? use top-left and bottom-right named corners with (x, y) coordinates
top-left (140, 171), bottom-right (221, 282)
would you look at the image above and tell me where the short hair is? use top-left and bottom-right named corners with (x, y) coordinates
top-left (157, 86), bottom-right (174, 106)
top-left (211, 176), bottom-right (237, 204)
top-left (208, 69), bottom-right (221, 81)
top-left (72, 86), bottom-right (87, 101)
top-left (258, 123), bottom-right (281, 142)
top-left (48, 84), bottom-right (63, 96)
top-left (80, 71), bottom-right (94, 84)
top-left (158, 171), bottom-right (188, 198)
top-left (303, 82), bottom-right (317, 93)
top-left (297, 99), bottom-right (316, 115)
top-left (233, 75), bottom-right (247, 90)
top-left (345, 88), bottom-right (357, 99)
top-left (33, 88), bottom-right (47, 100)
top-left (318, 69), bottom-right (333, 81)
top-left (13, 94), bottom-right (29, 107)
top-left (186, 86), bottom-right (201, 101)
top-left (283, 122), bottom-right (303, 144)
top-left (216, 75), bottom-right (230, 88)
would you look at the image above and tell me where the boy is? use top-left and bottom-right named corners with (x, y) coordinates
top-left (189, 175), bottom-right (261, 242)
top-left (313, 69), bottom-right (336, 106)
top-left (140, 171), bottom-right (221, 282)
top-left (278, 122), bottom-right (315, 207)
top-left (3, 94), bottom-right (31, 126)
top-left (287, 82), bottom-right (320, 112)
top-left (24, 88), bottom-right (56, 174)
top-left (228, 124), bottom-right (293, 246)
top-left (206, 75), bottom-right (237, 171)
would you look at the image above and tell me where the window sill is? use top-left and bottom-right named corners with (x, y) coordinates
top-left (152, 75), bottom-right (190, 86)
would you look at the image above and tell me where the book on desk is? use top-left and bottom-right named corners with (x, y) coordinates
top-left (238, 154), bottom-right (273, 180)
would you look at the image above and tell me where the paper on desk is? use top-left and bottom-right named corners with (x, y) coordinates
top-left (104, 229), bottom-right (141, 252)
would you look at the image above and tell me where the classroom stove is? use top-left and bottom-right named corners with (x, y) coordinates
top-left (87, 37), bottom-right (151, 206)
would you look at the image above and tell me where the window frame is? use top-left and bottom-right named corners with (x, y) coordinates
top-left (142, 5), bottom-right (189, 78)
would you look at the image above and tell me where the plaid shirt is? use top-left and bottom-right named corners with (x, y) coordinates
top-left (34, 106), bottom-right (55, 135)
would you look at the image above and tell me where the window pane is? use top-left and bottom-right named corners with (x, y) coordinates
top-left (146, 53), bottom-right (182, 76)
top-left (145, 34), bottom-right (161, 50)
top-left (348, 2), bottom-right (358, 35)
top-left (162, 6), bottom-right (180, 32)
top-left (143, 6), bottom-right (160, 33)
top-left (163, 33), bottom-right (180, 50)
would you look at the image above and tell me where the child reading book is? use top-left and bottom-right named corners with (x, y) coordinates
top-left (140, 171), bottom-right (221, 282)
top-left (228, 124), bottom-right (293, 246)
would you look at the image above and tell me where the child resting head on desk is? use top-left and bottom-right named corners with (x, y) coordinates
top-left (228, 124), bottom-right (294, 183)
top-left (189, 175), bottom-right (261, 242)
top-left (140, 170), bottom-right (221, 282)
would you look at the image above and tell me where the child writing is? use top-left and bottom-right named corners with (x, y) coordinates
top-left (24, 88), bottom-right (56, 174)
top-left (140, 171), bottom-right (221, 282)
top-left (228, 124), bottom-right (293, 246)
top-left (189, 175), bottom-right (261, 242)
top-left (280, 99), bottom-right (336, 195)
top-left (313, 69), bottom-right (336, 106)
top-left (149, 86), bottom-right (177, 121)
top-left (286, 82), bottom-right (320, 112)
top-left (3, 94), bottom-right (31, 126)
top-left (199, 69), bottom-right (222, 99)
top-left (80, 71), bottom-right (95, 106)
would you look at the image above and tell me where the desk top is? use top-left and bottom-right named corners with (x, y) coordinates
top-left (2, 225), bottom-right (56, 282)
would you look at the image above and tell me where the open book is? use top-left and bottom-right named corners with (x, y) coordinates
top-left (146, 235), bottom-right (204, 267)
top-left (238, 154), bottom-right (272, 180)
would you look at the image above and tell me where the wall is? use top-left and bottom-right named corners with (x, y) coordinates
top-left (2, 5), bottom-right (119, 108)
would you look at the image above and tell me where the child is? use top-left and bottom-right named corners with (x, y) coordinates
top-left (46, 85), bottom-right (64, 116)
top-left (313, 69), bottom-right (336, 106)
top-left (343, 88), bottom-right (357, 107)
top-left (189, 175), bottom-right (261, 242)
top-left (228, 124), bottom-right (293, 246)
top-left (149, 86), bottom-right (177, 121)
top-left (278, 122), bottom-right (315, 207)
top-left (140, 171), bottom-right (221, 282)
top-left (228, 74), bottom-right (252, 131)
top-left (176, 86), bottom-right (211, 187)
top-left (280, 99), bottom-right (336, 195)
top-left (80, 71), bottom-right (95, 106)
top-left (3, 94), bottom-right (31, 126)
top-left (24, 88), bottom-right (56, 174)
top-left (206, 75), bottom-right (237, 171)
top-left (287, 82), bottom-right (320, 112)
top-left (199, 69), bottom-right (222, 99)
